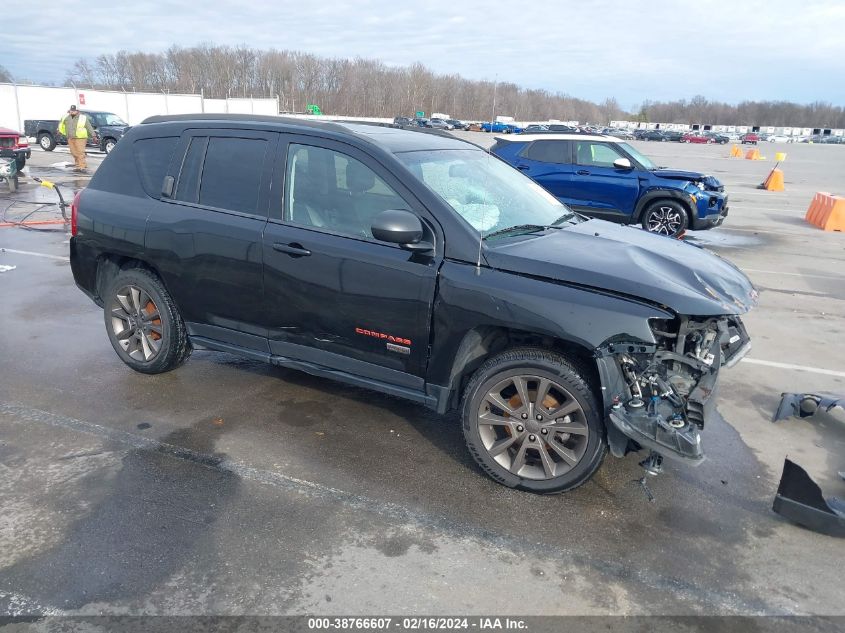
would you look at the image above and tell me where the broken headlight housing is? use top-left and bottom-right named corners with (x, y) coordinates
top-left (605, 315), bottom-right (750, 463)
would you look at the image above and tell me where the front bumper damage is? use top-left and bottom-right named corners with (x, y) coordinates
top-left (597, 314), bottom-right (751, 465)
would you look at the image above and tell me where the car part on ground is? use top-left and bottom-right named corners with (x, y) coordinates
top-left (69, 113), bottom-right (756, 494)
top-left (772, 393), bottom-right (845, 423)
top-left (773, 459), bottom-right (845, 537)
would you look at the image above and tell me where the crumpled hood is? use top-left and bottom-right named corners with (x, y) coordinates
top-left (652, 168), bottom-right (723, 191)
top-left (484, 219), bottom-right (758, 316)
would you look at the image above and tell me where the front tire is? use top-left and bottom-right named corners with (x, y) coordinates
top-left (642, 199), bottom-right (689, 238)
top-left (38, 133), bottom-right (56, 151)
top-left (103, 268), bottom-right (191, 374)
top-left (461, 348), bottom-right (607, 494)
top-left (103, 138), bottom-right (117, 154)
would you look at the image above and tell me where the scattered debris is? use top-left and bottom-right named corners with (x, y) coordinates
top-left (772, 458), bottom-right (845, 537)
top-left (772, 392), bottom-right (844, 422)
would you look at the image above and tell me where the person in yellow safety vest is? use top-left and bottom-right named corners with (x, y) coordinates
top-left (58, 105), bottom-right (97, 171)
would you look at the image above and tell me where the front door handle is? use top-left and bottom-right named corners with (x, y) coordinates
top-left (273, 242), bottom-right (311, 257)
top-left (576, 169), bottom-right (590, 176)
top-left (516, 164), bottom-right (530, 170)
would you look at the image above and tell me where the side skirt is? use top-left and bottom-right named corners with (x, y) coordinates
top-left (190, 335), bottom-right (442, 411)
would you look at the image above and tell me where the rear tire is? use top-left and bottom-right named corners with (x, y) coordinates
top-left (461, 348), bottom-right (607, 494)
top-left (103, 268), bottom-right (191, 374)
top-left (38, 133), bottom-right (56, 151)
top-left (641, 199), bottom-right (689, 238)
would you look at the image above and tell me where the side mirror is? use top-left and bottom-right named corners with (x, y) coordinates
top-left (371, 209), bottom-right (432, 252)
top-left (613, 158), bottom-right (633, 170)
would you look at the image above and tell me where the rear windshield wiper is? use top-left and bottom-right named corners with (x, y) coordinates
top-left (483, 224), bottom-right (554, 240)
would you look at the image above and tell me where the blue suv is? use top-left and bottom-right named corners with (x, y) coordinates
top-left (491, 134), bottom-right (729, 237)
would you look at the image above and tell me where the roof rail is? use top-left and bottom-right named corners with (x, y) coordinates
top-left (140, 112), bottom-right (349, 133)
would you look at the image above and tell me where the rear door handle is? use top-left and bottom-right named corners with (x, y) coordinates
top-left (576, 169), bottom-right (590, 176)
top-left (272, 242), bottom-right (311, 257)
top-left (516, 164), bottom-right (530, 170)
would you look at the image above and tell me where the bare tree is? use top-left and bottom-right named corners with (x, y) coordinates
top-left (0, 65), bottom-right (12, 83)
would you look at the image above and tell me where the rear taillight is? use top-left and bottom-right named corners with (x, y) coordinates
top-left (71, 190), bottom-right (82, 236)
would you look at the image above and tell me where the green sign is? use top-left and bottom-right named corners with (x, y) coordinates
top-left (306, 104), bottom-right (322, 115)
top-left (415, 111), bottom-right (425, 118)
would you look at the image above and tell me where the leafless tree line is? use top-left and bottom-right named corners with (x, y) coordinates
top-left (0, 65), bottom-right (13, 83)
top-left (61, 45), bottom-right (845, 127)
top-left (636, 96), bottom-right (845, 128)
top-left (64, 45), bottom-right (622, 122)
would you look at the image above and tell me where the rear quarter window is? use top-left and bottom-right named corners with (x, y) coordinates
top-left (521, 140), bottom-right (569, 163)
top-left (134, 136), bottom-right (178, 198)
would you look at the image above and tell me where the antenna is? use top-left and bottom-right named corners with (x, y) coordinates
top-left (476, 74), bottom-right (498, 273)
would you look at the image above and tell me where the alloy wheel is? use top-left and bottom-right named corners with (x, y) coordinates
top-left (476, 375), bottom-right (589, 480)
top-left (109, 285), bottom-right (163, 361)
top-left (646, 206), bottom-right (682, 235)
top-left (39, 135), bottom-right (52, 150)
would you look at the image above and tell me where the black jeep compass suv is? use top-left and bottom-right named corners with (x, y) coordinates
top-left (69, 114), bottom-right (756, 493)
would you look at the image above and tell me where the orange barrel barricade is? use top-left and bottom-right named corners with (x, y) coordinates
top-left (805, 192), bottom-right (845, 231)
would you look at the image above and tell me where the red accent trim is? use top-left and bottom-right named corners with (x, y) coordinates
top-left (355, 327), bottom-right (411, 346)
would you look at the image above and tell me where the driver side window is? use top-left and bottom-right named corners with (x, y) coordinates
top-left (284, 143), bottom-right (408, 239)
top-left (575, 142), bottom-right (625, 168)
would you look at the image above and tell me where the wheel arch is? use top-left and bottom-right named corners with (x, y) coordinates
top-left (633, 189), bottom-right (694, 223)
top-left (95, 253), bottom-right (170, 305)
top-left (440, 325), bottom-right (601, 413)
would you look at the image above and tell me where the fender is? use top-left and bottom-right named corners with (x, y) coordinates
top-left (633, 188), bottom-right (695, 223)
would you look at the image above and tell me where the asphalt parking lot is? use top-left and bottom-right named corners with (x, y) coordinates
top-left (1, 138), bottom-right (844, 616)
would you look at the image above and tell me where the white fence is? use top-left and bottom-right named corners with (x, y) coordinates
top-left (0, 84), bottom-right (279, 132)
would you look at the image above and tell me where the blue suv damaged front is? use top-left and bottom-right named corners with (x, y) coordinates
top-left (651, 169), bottom-right (729, 230)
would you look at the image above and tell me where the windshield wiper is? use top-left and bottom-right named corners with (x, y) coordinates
top-left (550, 212), bottom-right (576, 225)
top-left (483, 224), bottom-right (553, 240)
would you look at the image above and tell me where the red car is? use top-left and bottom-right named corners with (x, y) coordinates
top-left (681, 132), bottom-right (712, 144)
top-left (0, 128), bottom-right (30, 170)
top-left (740, 133), bottom-right (759, 145)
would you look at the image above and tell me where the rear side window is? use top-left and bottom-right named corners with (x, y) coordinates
top-left (199, 137), bottom-right (267, 213)
top-left (134, 136), bottom-right (178, 197)
top-left (521, 140), bottom-right (569, 163)
top-left (175, 137), bottom-right (207, 203)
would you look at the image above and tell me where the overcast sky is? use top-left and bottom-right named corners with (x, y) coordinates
top-left (12, 0), bottom-right (845, 108)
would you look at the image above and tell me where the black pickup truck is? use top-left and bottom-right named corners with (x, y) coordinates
top-left (69, 114), bottom-right (756, 494)
top-left (24, 110), bottom-right (130, 154)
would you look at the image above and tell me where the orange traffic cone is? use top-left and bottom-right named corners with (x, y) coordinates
top-left (729, 145), bottom-right (742, 158)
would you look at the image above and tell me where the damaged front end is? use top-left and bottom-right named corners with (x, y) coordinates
top-left (597, 314), bottom-right (751, 465)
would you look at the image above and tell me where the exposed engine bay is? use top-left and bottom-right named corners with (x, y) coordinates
top-left (599, 315), bottom-right (751, 465)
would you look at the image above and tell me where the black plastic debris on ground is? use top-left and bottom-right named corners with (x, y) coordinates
top-left (773, 458), bottom-right (845, 538)
top-left (772, 393), bottom-right (844, 422)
